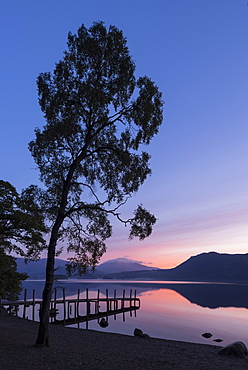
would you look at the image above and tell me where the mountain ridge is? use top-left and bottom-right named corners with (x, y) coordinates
top-left (105, 252), bottom-right (248, 283)
top-left (16, 251), bottom-right (248, 283)
top-left (16, 256), bottom-right (158, 279)
top-left (96, 257), bottom-right (158, 274)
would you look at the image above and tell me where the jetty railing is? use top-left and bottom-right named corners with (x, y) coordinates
top-left (0, 287), bottom-right (140, 328)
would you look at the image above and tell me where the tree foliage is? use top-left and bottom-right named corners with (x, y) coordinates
top-left (0, 248), bottom-right (28, 301)
top-left (29, 22), bottom-right (164, 346)
top-left (29, 22), bottom-right (163, 267)
top-left (0, 180), bottom-right (47, 259)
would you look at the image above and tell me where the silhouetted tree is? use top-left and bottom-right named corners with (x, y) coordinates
top-left (0, 180), bottom-right (47, 258)
top-left (0, 248), bottom-right (28, 302)
top-left (29, 21), bottom-right (164, 347)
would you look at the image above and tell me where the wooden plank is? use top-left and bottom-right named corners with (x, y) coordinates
top-left (0, 298), bottom-right (140, 307)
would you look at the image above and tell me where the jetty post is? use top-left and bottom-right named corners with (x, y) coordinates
top-left (22, 289), bottom-right (27, 319)
top-left (76, 289), bottom-right (80, 317)
top-left (96, 289), bottom-right (100, 315)
top-left (122, 289), bottom-right (125, 321)
top-left (129, 289), bottom-right (132, 317)
top-left (62, 288), bottom-right (66, 326)
top-left (113, 289), bottom-right (117, 319)
top-left (134, 290), bottom-right (137, 317)
top-left (86, 288), bottom-right (89, 329)
top-left (32, 289), bottom-right (35, 321)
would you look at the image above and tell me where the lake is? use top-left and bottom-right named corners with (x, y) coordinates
top-left (21, 279), bottom-right (248, 346)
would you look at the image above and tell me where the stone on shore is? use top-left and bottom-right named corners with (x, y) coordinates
top-left (133, 328), bottom-right (150, 338)
top-left (218, 341), bottom-right (248, 358)
top-left (134, 328), bottom-right (143, 337)
top-left (202, 332), bottom-right (212, 339)
top-left (99, 318), bottom-right (109, 328)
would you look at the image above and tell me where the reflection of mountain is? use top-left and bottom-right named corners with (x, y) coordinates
top-left (21, 280), bottom-right (248, 310)
top-left (160, 283), bottom-right (248, 309)
top-left (170, 284), bottom-right (248, 308)
top-left (105, 252), bottom-right (248, 283)
top-left (104, 282), bottom-right (248, 310)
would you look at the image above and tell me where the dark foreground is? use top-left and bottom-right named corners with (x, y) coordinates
top-left (0, 315), bottom-right (247, 369)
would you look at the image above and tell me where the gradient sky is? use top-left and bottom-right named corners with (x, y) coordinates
top-left (1, 0), bottom-right (248, 269)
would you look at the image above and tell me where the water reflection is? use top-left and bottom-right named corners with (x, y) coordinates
top-left (21, 280), bottom-right (248, 346)
top-left (114, 282), bottom-right (248, 309)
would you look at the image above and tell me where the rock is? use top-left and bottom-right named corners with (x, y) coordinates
top-left (202, 332), bottom-right (212, 339)
top-left (218, 341), bottom-right (248, 358)
top-left (133, 328), bottom-right (150, 338)
top-left (213, 339), bottom-right (223, 343)
top-left (99, 318), bottom-right (109, 328)
top-left (134, 328), bottom-right (143, 337)
top-left (141, 333), bottom-right (150, 339)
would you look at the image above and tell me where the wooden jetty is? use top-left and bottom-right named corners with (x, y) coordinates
top-left (0, 287), bottom-right (140, 328)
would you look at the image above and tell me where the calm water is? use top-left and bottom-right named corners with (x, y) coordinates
top-left (21, 279), bottom-right (248, 346)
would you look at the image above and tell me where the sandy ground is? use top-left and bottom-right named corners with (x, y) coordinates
top-left (0, 315), bottom-right (248, 369)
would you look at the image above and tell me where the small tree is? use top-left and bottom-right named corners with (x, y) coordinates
top-left (29, 22), bottom-right (164, 347)
top-left (0, 180), bottom-right (47, 258)
top-left (0, 248), bottom-right (28, 302)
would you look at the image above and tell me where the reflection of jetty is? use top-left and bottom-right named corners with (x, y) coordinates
top-left (0, 288), bottom-right (140, 328)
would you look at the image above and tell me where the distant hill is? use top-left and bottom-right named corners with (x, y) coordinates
top-left (16, 257), bottom-right (158, 279)
top-left (96, 258), bottom-right (158, 274)
top-left (16, 258), bottom-right (68, 279)
top-left (104, 252), bottom-right (248, 283)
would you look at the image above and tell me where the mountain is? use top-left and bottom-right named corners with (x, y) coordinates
top-left (16, 257), bottom-right (158, 279)
top-left (104, 252), bottom-right (248, 283)
top-left (96, 258), bottom-right (158, 274)
top-left (16, 252), bottom-right (248, 283)
top-left (16, 258), bottom-right (68, 279)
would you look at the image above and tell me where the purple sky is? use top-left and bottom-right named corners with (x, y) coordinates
top-left (1, 0), bottom-right (247, 268)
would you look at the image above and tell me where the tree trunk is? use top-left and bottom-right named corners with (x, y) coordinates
top-left (35, 158), bottom-right (81, 346)
top-left (35, 216), bottom-right (63, 347)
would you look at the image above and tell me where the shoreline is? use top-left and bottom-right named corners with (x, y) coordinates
top-left (1, 315), bottom-right (247, 369)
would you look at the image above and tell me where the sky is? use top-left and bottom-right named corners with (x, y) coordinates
top-left (1, 0), bottom-right (248, 269)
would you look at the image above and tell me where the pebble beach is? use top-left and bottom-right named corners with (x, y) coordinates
top-left (1, 315), bottom-right (247, 369)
